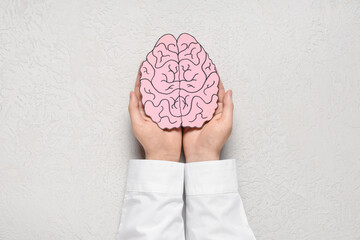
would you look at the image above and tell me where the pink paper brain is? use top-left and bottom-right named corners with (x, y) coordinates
top-left (140, 33), bottom-right (219, 129)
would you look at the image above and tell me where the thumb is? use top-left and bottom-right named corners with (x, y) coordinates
top-left (128, 91), bottom-right (142, 124)
top-left (222, 90), bottom-right (233, 123)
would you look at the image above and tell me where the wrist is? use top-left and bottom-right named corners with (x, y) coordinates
top-left (145, 150), bottom-right (180, 162)
top-left (185, 151), bottom-right (220, 163)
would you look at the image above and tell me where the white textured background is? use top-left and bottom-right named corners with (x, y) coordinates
top-left (1, 0), bottom-right (360, 239)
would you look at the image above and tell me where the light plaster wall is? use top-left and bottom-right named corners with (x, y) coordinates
top-left (1, 0), bottom-right (360, 239)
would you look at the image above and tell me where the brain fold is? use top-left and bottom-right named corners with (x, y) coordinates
top-left (140, 33), bottom-right (219, 129)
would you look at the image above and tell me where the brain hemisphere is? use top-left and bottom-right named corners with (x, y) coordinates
top-left (140, 33), bottom-right (219, 129)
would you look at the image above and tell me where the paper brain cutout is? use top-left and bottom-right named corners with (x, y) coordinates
top-left (140, 33), bottom-right (219, 129)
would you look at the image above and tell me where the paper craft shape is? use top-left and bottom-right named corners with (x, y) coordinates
top-left (140, 33), bottom-right (219, 129)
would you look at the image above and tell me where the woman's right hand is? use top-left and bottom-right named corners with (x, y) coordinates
top-left (182, 79), bottom-right (234, 162)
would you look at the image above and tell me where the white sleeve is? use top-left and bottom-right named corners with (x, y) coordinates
top-left (117, 159), bottom-right (185, 240)
top-left (185, 159), bottom-right (256, 240)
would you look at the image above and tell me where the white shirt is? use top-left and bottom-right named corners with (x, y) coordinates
top-left (117, 159), bottom-right (256, 240)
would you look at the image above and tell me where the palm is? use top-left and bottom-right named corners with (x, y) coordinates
top-left (140, 115), bottom-right (182, 153)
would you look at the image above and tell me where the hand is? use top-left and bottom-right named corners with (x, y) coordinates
top-left (128, 64), bottom-right (182, 162)
top-left (183, 78), bottom-right (233, 162)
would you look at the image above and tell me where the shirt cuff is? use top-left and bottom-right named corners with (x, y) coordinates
top-left (126, 159), bottom-right (184, 195)
top-left (185, 159), bottom-right (238, 195)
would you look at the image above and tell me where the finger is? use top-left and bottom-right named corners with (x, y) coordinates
top-left (134, 62), bottom-right (143, 100)
top-left (214, 102), bottom-right (223, 115)
top-left (138, 100), bottom-right (147, 119)
top-left (128, 91), bottom-right (142, 124)
top-left (136, 62), bottom-right (149, 118)
top-left (214, 73), bottom-right (225, 115)
top-left (217, 77), bottom-right (225, 105)
top-left (221, 90), bottom-right (233, 123)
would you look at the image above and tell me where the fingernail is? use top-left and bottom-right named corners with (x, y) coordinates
top-left (229, 90), bottom-right (232, 98)
top-left (129, 91), bottom-right (133, 99)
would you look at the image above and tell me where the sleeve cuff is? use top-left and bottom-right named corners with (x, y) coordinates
top-left (126, 159), bottom-right (184, 195)
top-left (185, 159), bottom-right (238, 195)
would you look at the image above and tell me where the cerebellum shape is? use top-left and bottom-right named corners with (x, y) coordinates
top-left (140, 33), bottom-right (219, 129)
